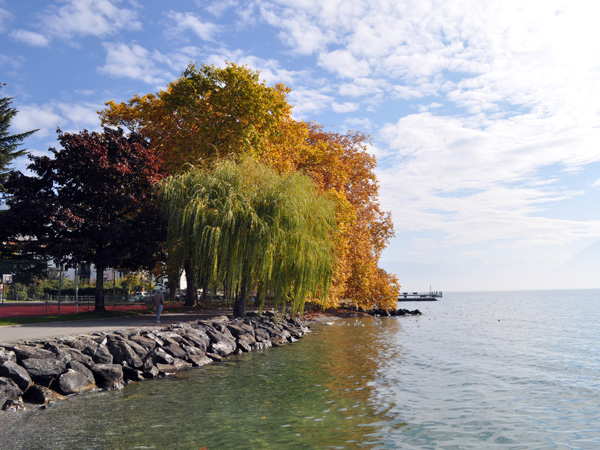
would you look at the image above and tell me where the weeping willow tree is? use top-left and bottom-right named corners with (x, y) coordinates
top-left (158, 157), bottom-right (336, 317)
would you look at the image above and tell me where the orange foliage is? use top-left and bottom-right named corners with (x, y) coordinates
top-left (100, 63), bottom-right (400, 310)
top-left (260, 120), bottom-right (400, 310)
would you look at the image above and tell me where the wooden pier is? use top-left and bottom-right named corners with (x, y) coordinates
top-left (398, 291), bottom-right (442, 301)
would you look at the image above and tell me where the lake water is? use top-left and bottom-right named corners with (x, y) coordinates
top-left (2, 289), bottom-right (600, 449)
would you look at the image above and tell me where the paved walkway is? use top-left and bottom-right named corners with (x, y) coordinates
top-left (0, 310), bottom-right (234, 345)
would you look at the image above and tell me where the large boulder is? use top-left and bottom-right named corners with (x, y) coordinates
top-left (67, 361), bottom-right (95, 383)
top-left (128, 335), bottom-right (156, 357)
top-left (58, 369), bottom-right (97, 395)
top-left (146, 347), bottom-right (174, 366)
top-left (209, 340), bottom-right (236, 357)
top-left (188, 354), bottom-right (213, 367)
top-left (90, 364), bottom-right (123, 389)
top-left (236, 333), bottom-right (257, 353)
top-left (0, 361), bottom-right (33, 391)
top-left (8, 344), bottom-right (54, 363)
top-left (179, 329), bottom-right (210, 352)
top-left (0, 377), bottom-right (23, 410)
top-left (106, 339), bottom-right (143, 369)
top-left (46, 343), bottom-right (94, 367)
top-left (82, 343), bottom-right (113, 364)
top-left (227, 322), bottom-right (255, 339)
top-left (21, 358), bottom-right (66, 387)
top-left (162, 343), bottom-right (187, 360)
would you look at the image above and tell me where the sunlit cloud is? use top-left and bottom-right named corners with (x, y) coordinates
top-left (99, 42), bottom-right (174, 85)
top-left (10, 29), bottom-right (49, 47)
top-left (166, 11), bottom-right (222, 42)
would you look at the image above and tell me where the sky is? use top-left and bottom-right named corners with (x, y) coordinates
top-left (2, 0), bottom-right (600, 291)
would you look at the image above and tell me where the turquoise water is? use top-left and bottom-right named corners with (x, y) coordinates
top-left (2, 290), bottom-right (600, 449)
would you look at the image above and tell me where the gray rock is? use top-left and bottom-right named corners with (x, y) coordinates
top-left (61, 336), bottom-right (98, 352)
top-left (206, 352), bottom-right (225, 362)
top-left (0, 361), bottom-right (33, 391)
top-left (209, 340), bottom-right (236, 357)
top-left (180, 344), bottom-right (206, 359)
top-left (205, 326), bottom-right (234, 345)
top-left (9, 344), bottom-right (54, 362)
top-left (106, 340), bottom-right (143, 369)
top-left (188, 354), bottom-right (213, 367)
top-left (46, 343), bottom-right (94, 367)
top-left (21, 358), bottom-right (66, 386)
top-left (144, 333), bottom-right (165, 347)
top-left (83, 343), bottom-right (113, 364)
top-left (254, 327), bottom-right (272, 342)
top-left (67, 361), bottom-right (95, 383)
top-left (162, 343), bottom-right (187, 360)
top-left (122, 366), bottom-right (144, 382)
top-left (0, 377), bottom-right (23, 410)
top-left (236, 338), bottom-right (252, 353)
top-left (0, 348), bottom-right (16, 364)
top-left (251, 341), bottom-right (273, 350)
top-left (156, 359), bottom-right (192, 374)
top-left (128, 335), bottom-right (156, 355)
top-left (146, 347), bottom-right (174, 365)
top-left (23, 385), bottom-right (65, 405)
top-left (142, 364), bottom-right (159, 379)
top-left (154, 331), bottom-right (182, 344)
top-left (180, 329), bottom-right (210, 351)
top-left (155, 363), bottom-right (178, 374)
top-left (90, 363), bottom-right (123, 389)
top-left (58, 369), bottom-right (97, 395)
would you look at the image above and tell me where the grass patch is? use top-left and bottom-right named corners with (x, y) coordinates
top-left (0, 309), bottom-right (144, 326)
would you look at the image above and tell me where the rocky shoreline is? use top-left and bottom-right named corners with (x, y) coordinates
top-left (0, 312), bottom-right (309, 413)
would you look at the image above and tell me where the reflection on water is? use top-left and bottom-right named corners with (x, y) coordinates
top-left (5, 290), bottom-right (600, 449)
top-left (1, 318), bottom-right (404, 450)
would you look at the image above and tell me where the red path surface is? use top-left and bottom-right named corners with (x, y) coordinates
top-left (0, 301), bottom-right (154, 318)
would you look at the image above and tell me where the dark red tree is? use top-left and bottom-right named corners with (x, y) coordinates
top-left (1, 127), bottom-right (164, 311)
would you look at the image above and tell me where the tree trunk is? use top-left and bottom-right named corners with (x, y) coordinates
top-left (94, 264), bottom-right (106, 312)
top-left (169, 282), bottom-right (177, 303)
top-left (184, 259), bottom-right (197, 307)
top-left (233, 277), bottom-right (247, 318)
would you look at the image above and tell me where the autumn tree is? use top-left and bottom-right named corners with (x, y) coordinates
top-left (0, 83), bottom-right (37, 200)
top-left (1, 127), bottom-right (164, 311)
top-left (100, 62), bottom-right (291, 174)
top-left (158, 158), bottom-right (336, 317)
top-left (100, 62), bottom-right (399, 311)
top-left (262, 121), bottom-right (399, 310)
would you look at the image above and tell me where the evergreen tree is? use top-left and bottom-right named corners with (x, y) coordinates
top-left (0, 83), bottom-right (37, 197)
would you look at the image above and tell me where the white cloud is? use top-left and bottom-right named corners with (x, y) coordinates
top-left (0, 7), bottom-right (12, 32)
top-left (99, 42), bottom-right (174, 85)
top-left (338, 77), bottom-right (385, 98)
top-left (10, 102), bottom-right (101, 138)
top-left (9, 0), bottom-right (141, 47)
top-left (204, 0), bottom-right (239, 18)
top-left (318, 49), bottom-right (370, 78)
top-left (331, 101), bottom-right (358, 113)
top-left (377, 110), bottom-right (600, 248)
top-left (166, 11), bottom-right (221, 41)
top-left (44, 0), bottom-right (142, 39)
top-left (11, 105), bottom-right (64, 138)
top-left (288, 88), bottom-right (334, 118)
top-left (10, 29), bottom-right (50, 47)
top-left (256, 5), bottom-right (334, 55)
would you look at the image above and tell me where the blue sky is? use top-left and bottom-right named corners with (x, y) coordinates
top-left (2, 0), bottom-right (600, 291)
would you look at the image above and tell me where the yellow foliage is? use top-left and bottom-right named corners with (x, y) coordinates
top-left (99, 62), bottom-right (400, 311)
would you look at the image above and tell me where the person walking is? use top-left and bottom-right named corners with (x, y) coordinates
top-left (153, 290), bottom-right (164, 324)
